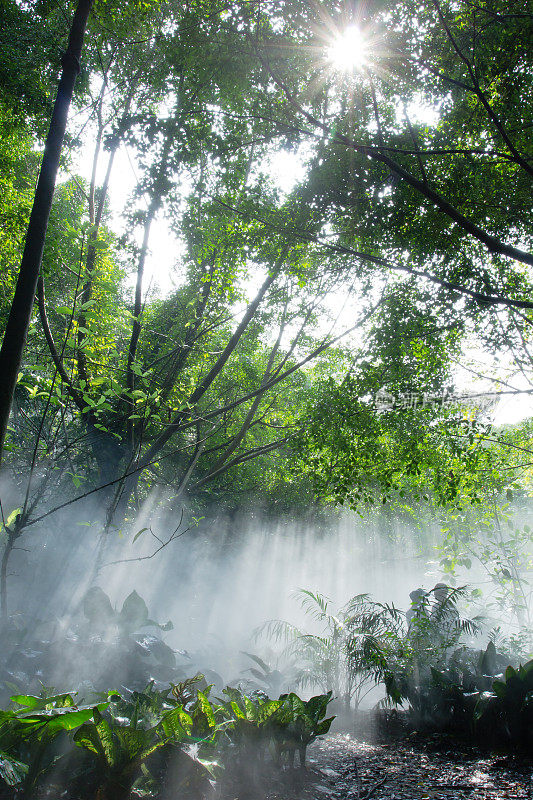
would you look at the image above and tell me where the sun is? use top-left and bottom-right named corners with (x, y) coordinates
top-left (327, 25), bottom-right (368, 72)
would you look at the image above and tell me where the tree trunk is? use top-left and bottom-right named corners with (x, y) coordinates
top-left (0, 532), bottom-right (14, 619)
top-left (0, 0), bottom-right (94, 463)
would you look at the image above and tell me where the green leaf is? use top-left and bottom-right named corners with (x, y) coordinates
top-left (5, 508), bottom-right (22, 529)
top-left (197, 691), bottom-right (215, 727)
top-left (160, 707), bottom-right (193, 741)
top-left (114, 727), bottom-right (152, 760)
top-left (73, 721), bottom-right (106, 760)
top-left (505, 666), bottom-right (517, 682)
top-left (314, 716), bottom-right (334, 736)
top-left (92, 708), bottom-right (120, 767)
top-left (19, 706), bottom-right (99, 733)
top-left (132, 527), bottom-right (149, 544)
top-left (229, 701), bottom-right (245, 720)
top-left (257, 700), bottom-right (282, 722)
top-left (10, 695), bottom-right (43, 709)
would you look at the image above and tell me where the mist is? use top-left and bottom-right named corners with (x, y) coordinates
top-left (5, 494), bottom-right (521, 691)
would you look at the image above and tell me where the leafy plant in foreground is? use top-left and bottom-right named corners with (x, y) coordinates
top-left (0, 679), bottom-right (336, 798)
top-left (474, 660), bottom-right (533, 748)
top-left (73, 706), bottom-right (167, 800)
top-left (221, 687), bottom-right (283, 761)
top-left (0, 691), bottom-right (106, 797)
top-left (272, 691), bottom-right (334, 767)
top-left (220, 685), bottom-right (334, 767)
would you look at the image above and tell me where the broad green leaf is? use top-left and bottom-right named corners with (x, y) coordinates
top-left (5, 508), bottom-right (21, 529)
top-left (161, 707), bottom-right (193, 741)
top-left (314, 717), bottom-right (334, 736)
top-left (196, 691), bottom-right (215, 727)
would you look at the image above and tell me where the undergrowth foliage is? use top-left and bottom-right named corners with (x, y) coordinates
top-left (256, 587), bottom-right (533, 748)
top-left (0, 583), bottom-right (531, 800)
top-left (0, 679), bottom-right (334, 799)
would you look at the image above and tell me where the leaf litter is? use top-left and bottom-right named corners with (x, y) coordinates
top-left (219, 730), bottom-right (533, 800)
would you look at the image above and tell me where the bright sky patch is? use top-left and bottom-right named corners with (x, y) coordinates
top-left (327, 25), bottom-right (368, 72)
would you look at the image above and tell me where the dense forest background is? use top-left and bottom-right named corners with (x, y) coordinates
top-left (0, 1), bottom-right (532, 797)
top-left (0, 0), bottom-right (532, 644)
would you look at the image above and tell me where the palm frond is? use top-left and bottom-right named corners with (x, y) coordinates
top-left (253, 619), bottom-right (303, 644)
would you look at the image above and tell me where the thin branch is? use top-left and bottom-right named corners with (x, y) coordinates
top-left (101, 514), bottom-right (192, 568)
top-left (212, 196), bottom-right (533, 312)
top-left (37, 276), bottom-right (87, 414)
top-left (256, 46), bottom-right (533, 267)
top-left (430, 0), bottom-right (533, 176)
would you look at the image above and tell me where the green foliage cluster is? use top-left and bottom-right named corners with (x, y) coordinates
top-left (347, 592), bottom-right (533, 748)
top-left (258, 585), bottom-right (532, 747)
top-left (2, 0), bottom-right (531, 527)
top-left (0, 0), bottom-right (64, 128)
top-left (0, 679), bottom-right (334, 799)
top-left (384, 649), bottom-right (533, 750)
top-left (0, 108), bottom-right (38, 327)
top-left (0, 588), bottom-right (178, 702)
top-left (1, 0), bottom-right (533, 675)
top-left (1, 0), bottom-right (532, 511)
top-left (474, 661), bottom-right (533, 748)
top-left (438, 502), bottom-right (533, 632)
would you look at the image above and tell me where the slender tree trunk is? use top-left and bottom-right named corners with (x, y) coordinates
top-left (0, 0), bottom-right (94, 463)
top-left (124, 123), bottom-right (175, 448)
top-left (0, 533), bottom-right (13, 619)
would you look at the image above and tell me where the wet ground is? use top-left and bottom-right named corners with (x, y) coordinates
top-left (223, 732), bottom-right (533, 800)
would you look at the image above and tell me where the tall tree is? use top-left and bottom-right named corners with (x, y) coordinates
top-left (0, 0), bottom-right (93, 462)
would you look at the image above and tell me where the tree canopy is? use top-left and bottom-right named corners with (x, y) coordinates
top-left (0, 0), bottom-right (532, 618)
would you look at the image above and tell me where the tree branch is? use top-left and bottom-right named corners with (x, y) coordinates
top-left (257, 48), bottom-right (533, 267)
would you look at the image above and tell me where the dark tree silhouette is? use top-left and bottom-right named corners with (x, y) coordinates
top-left (0, 0), bottom-right (93, 463)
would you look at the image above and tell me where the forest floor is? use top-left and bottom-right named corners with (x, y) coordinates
top-left (221, 728), bottom-right (533, 800)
